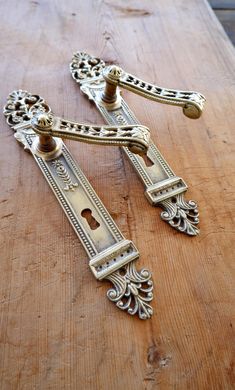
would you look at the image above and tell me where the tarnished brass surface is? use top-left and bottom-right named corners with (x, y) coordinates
top-left (3, 90), bottom-right (154, 320)
top-left (70, 52), bottom-right (203, 236)
top-left (31, 111), bottom-right (150, 156)
top-left (102, 65), bottom-right (205, 119)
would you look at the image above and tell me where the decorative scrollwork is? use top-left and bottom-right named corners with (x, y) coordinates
top-left (106, 261), bottom-right (153, 320)
top-left (159, 193), bottom-right (199, 236)
top-left (3, 90), bottom-right (50, 128)
top-left (70, 51), bottom-right (106, 82)
top-left (59, 120), bottom-right (150, 144)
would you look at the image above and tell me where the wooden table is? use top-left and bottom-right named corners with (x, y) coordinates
top-left (0, 1), bottom-right (234, 389)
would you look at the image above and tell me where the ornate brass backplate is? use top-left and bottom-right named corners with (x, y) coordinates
top-left (70, 52), bottom-right (206, 236)
top-left (3, 90), bottom-right (154, 320)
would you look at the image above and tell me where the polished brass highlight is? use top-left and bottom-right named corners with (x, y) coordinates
top-left (3, 89), bottom-right (154, 320)
top-left (70, 51), bottom-right (204, 236)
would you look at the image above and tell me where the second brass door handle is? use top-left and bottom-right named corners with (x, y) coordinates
top-left (70, 51), bottom-right (205, 119)
top-left (70, 52), bottom-right (202, 236)
top-left (102, 65), bottom-right (206, 119)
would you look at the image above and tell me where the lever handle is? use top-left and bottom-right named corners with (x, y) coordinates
top-left (103, 65), bottom-right (205, 119)
top-left (31, 112), bottom-right (150, 155)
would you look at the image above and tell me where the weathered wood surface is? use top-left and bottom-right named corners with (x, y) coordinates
top-left (0, 0), bottom-right (234, 389)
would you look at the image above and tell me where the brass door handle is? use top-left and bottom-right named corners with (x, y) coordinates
top-left (31, 112), bottom-right (150, 156)
top-left (70, 52), bottom-right (203, 236)
top-left (3, 89), bottom-right (154, 320)
top-left (102, 66), bottom-right (205, 119)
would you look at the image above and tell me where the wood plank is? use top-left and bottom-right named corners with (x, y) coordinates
top-left (0, 0), bottom-right (234, 389)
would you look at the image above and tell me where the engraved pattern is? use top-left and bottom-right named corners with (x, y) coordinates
top-left (106, 261), bottom-right (153, 320)
top-left (113, 110), bottom-right (127, 124)
top-left (70, 52), bottom-right (200, 236)
top-left (160, 193), bottom-right (199, 236)
top-left (52, 160), bottom-right (78, 191)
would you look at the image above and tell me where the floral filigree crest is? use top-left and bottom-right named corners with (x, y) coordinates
top-left (3, 90), bottom-right (51, 128)
top-left (3, 90), bottom-right (51, 150)
top-left (106, 262), bottom-right (153, 320)
top-left (160, 193), bottom-right (199, 236)
top-left (70, 52), bottom-right (106, 83)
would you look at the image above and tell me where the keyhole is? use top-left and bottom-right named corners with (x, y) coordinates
top-left (81, 208), bottom-right (100, 230)
top-left (141, 154), bottom-right (154, 167)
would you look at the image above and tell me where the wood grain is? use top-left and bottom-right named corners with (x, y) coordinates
top-left (0, 0), bottom-right (234, 389)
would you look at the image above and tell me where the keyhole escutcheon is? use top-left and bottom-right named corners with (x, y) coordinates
top-left (81, 208), bottom-right (100, 230)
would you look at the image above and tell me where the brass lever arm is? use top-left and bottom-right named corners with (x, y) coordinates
top-left (103, 66), bottom-right (205, 119)
top-left (31, 112), bottom-right (150, 155)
